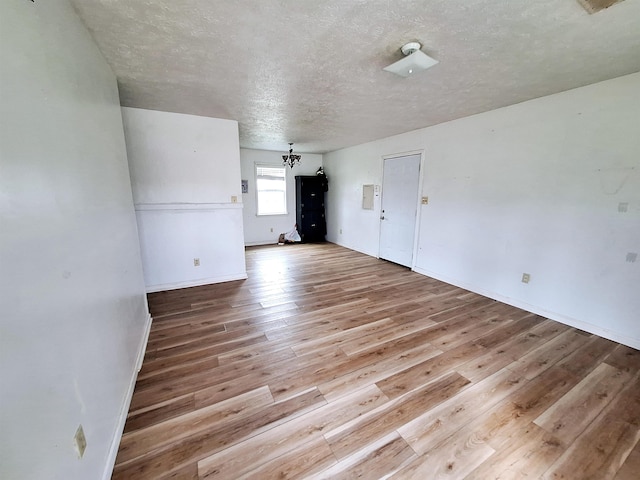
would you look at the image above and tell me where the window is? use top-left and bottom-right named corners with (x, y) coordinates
top-left (256, 164), bottom-right (287, 215)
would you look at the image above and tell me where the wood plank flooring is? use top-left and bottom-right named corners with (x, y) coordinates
top-left (113, 243), bottom-right (640, 479)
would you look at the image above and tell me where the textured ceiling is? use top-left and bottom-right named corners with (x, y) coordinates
top-left (69, 0), bottom-right (640, 154)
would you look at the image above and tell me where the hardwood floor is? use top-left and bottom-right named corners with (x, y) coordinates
top-left (113, 243), bottom-right (640, 479)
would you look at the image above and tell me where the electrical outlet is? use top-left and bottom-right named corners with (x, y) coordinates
top-left (618, 202), bottom-right (628, 213)
top-left (521, 273), bottom-right (530, 284)
top-left (194, 258), bottom-right (200, 267)
top-left (270, 227), bottom-right (273, 233)
top-left (627, 252), bottom-right (637, 263)
top-left (74, 425), bottom-right (86, 459)
top-left (231, 195), bottom-right (238, 203)
top-left (421, 196), bottom-right (429, 205)
top-left (340, 228), bottom-right (343, 234)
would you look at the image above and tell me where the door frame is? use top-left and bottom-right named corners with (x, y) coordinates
top-left (378, 149), bottom-right (425, 269)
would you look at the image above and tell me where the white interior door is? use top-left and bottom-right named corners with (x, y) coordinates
top-left (379, 154), bottom-right (421, 267)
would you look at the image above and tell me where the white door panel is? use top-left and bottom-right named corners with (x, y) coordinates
top-left (379, 154), bottom-right (421, 267)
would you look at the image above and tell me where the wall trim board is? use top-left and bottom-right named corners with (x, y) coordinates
top-left (145, 273), bottom-right (248, 293)
top-left (245, 241), bottom-right (279, 247)
top-left (329, 240), bottom-right (381, 260)
top-left (101, 311), bottom-right (153, 480)
top-left (135, 203), bottom-right (243, 212)
top-left (381, 149), bottom-right (425, 160)
top-left (135, 313), bottom-right (153, 373)
top-left (413, 266), bottom-right (640, 350)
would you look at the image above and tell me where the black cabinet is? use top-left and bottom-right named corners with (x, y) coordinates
top-left (295, 175), bottom-right (328, 242)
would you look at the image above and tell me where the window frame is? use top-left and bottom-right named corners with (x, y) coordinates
top-left (255, 163), bottom-right (288, 216)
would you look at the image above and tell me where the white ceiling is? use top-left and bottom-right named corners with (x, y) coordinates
top-left (69, 0), bottom-right (640, 154)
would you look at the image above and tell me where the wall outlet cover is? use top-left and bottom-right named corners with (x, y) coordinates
top-left (521, 273), bottom-right (531, 284)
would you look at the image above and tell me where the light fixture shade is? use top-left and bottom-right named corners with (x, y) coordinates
top-left (283, 143), bottom-right (301, 168)
top-left (383, 50), bottom-right (439, 78)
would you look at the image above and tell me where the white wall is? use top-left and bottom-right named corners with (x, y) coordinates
top-left (324, 73), bottom-right (640, 349)
top-left (0, 2), bottom-right (150, 479)
top-left (122, 108), bottom-right (247, 291)
top-left (240, 148), bottom-right (323, 245)
top-left (322, 149), bottom-right (386, 257)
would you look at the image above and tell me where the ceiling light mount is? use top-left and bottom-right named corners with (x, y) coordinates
top-left (383, 42), bottom-right (439, 78)
top-left (282, 143), bottom-right (301, 168)
top-left (400, 42), bottom-right (422, 56)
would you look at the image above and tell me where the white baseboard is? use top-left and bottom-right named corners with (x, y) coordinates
top-left (329, 239), bottom-right (379, 259)
top-left (102, 312), bottom-right (153, 480)
top-left (145, 273), bottom-right (248, 293)
top-left (413, 266), bottom-right (640, 350)
top-left (136, 313), bottom-right (153, 372)
top-left (245, 241), bottom-right (278, 247)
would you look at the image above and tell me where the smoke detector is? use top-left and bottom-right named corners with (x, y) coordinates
top-left (383, 42), bottom-right (439, 78)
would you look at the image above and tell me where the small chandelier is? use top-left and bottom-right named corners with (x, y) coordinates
top-left (282, 143), bottom-right (301, 168)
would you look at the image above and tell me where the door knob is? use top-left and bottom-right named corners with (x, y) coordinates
top-left (380, 216), bottom-right (385, 220)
